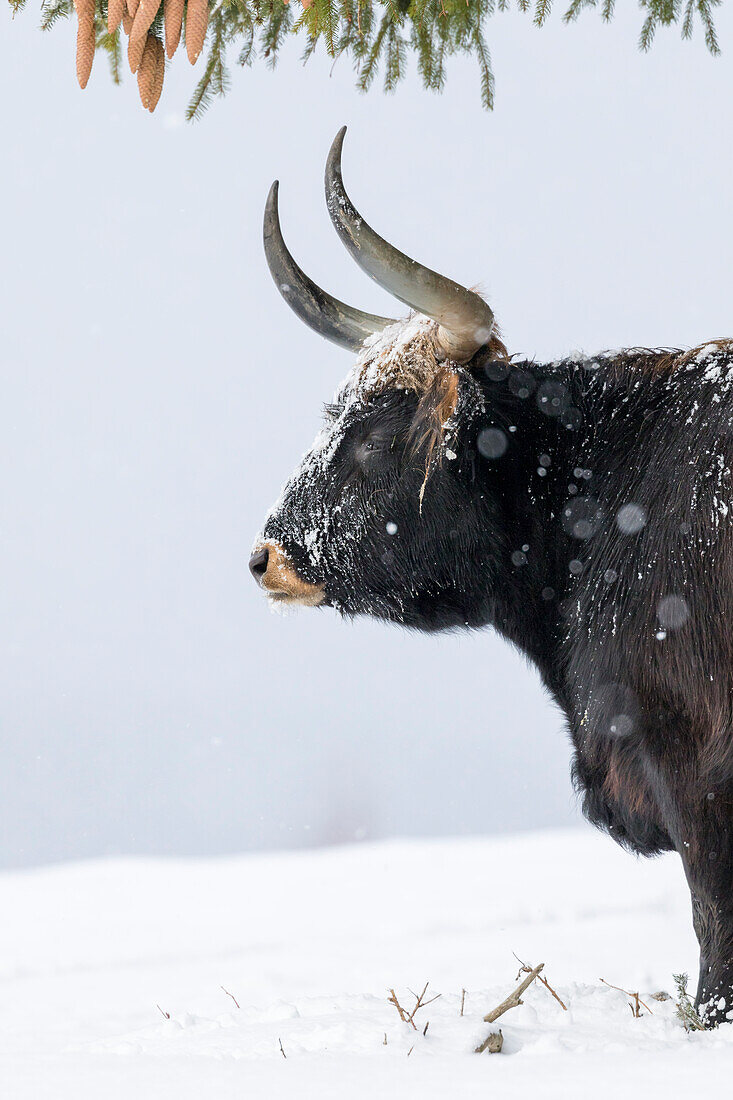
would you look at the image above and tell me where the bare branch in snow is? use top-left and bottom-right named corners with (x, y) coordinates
top-left (513, 953), bottom-right (567, 1011)
top-left (388, 988), bottom-right (411, 1027)
top-left (600, 977), bottom-right (653, 1018)
top-left (388, 982), bottom-right (441, 1031)
top-left (220, 985), bottom-right (240, 1009)
top-left (482, 962), bottom-right (545, 1024)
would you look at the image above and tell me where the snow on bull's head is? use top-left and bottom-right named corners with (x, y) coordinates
top-left (250, 128), bottom-right (506, 628)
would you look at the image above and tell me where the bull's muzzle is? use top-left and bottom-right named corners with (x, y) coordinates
top-left (249, 542), bottom-right (325, 607)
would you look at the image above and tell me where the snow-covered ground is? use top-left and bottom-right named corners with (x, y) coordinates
top-left (3, 828), bottom-right (732, 1097)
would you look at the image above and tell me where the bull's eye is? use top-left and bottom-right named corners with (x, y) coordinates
top-left (354, 431), bottom-right (395, 469)
top-left (355, 439), bottom-right (378, 466)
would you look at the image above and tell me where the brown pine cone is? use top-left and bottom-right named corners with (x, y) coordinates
top-left (185, 0), bottom-right (209, 65)
top-left (122, 10), bottom-right (133, 33)
top-left (130, 0), bottom-right (163, 50)
top-left (74, 3), bottom-right (95, 89)
top-left (137, 33), bottom-right (158, 108)
top-left (108, 0), bottom-right (125, 32)
top-left (164, 0), bottom-right (184, 58)
top-left (148, 37), bottom-right (165, 112)
top-left (126, 0), bottom-right (140, 18)
top-left (73, 0), bottom-right (94, 20)
top-left (128, 25), bottom-right (147, 72)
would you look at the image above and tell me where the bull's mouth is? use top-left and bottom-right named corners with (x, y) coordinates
top-left (249, 541), bottom-right (326, 608)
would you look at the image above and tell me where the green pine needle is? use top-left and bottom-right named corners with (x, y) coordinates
top-left (673, 973), bottom-right (706, 1032)
top-left (19, 0), bottom-right (724, 118)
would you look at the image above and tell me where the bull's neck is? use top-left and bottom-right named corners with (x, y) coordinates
top-left (474, 358), bottom-right (603, 685)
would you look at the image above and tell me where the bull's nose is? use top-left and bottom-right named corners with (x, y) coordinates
top-left (249, 546), bottom-right (269, 582)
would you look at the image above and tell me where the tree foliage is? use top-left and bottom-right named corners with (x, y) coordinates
top-left (11, 0), bottom-right (723, 119)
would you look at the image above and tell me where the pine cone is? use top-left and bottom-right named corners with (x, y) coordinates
top-left (164, 0), bottom-right (184, 58)
top-left (185, 0), bottom-right (209, 64)
top-left (126, 0), bottom-right (140, 18)
top-left (108, 0), bottom-right (125, 33)
top-left (73, 0), bottom-right (95, 90)
top-left (137, 33), bottom-right (158, 108)
top-left (122, 9), bottom-right (133, 33)
top-left (130, 0), bottom-right (163, 50)
top-left (128, 26), bottom-right (147, 72)
top-left (73, 0), bottom-right (94, 19)
top-left (148, 37), bottom-right (165, 112)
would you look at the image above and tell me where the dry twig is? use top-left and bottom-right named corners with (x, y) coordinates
top-left (388, 983), bottom-right (440, 1031)
top-left (388, 988), bottom-right (410, 1026)
top-left (406, 983), bottom-right (441, 1027)
top-left (513, 953), bottom-right (567, 1011)
top-left (220, 985), bottom-right (240, 1009)
top-left (278, 1037), bottom-right (287, 1059)
top-left (483, 963), bottom-right (545, 1024)
top-left (475, 962), bottom-right (545, 1054)
top-left (156, 1004), bottom-right (170, 1019)
top-left (460, 988), bottom-right (466, 1017)
top-left (600, 978), bottom-right (653, 1018)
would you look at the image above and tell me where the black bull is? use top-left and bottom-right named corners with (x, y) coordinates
top-left (251, 130), bottom-right (733, 1027)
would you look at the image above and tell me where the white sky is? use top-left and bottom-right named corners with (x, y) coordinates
top-left (1, 3), bottom-right (732, 864)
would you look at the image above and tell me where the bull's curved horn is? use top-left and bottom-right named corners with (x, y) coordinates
top-left (325, 127), bottom-right (494, 364)
top-left (263, 180), bottom-right (396, 353)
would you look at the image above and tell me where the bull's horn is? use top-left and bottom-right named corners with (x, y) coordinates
top-left (263, 180), bottom-right (396, 353)
top-left (325, 127), bottom-right (494, 364)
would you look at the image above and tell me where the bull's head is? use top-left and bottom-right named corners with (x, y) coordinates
top-left (250, 128), bottom-right (507, 630)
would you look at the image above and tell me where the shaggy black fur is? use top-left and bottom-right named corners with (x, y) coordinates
top-left (259, 341), bottom-right (733, 1025)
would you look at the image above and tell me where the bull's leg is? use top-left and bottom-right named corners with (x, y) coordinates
top-left (686, 849), bottom-right (730, 1020)
top-left (669, 796), bottom-right (733, 1026)
top-left (638, 716), bottom-right (733, 1027)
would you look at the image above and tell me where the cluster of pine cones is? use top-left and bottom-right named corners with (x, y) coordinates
top-left (73, 0), bottom-right (209, 112)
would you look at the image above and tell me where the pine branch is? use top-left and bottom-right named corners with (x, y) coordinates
top-left (534, 0), bottom-right (553, 27)
top-left (97, 27), bottom-right (123, 83)
top-left (17, 0), bottom-right (726, 118)
top-left (673, 973), bottom-right (705, 1032)
top-left (472, 21), bottom-right (494, 110)
top-left (639, 8), bottom-right (657, 50)
top-left (356, 9), bottom-right (391, 92)
top-left (40, 0), bottom-right (73, 29)
top-left (186, 15), bottom-right (229, 119)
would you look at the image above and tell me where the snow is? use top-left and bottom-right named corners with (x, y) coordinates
top-left (3, 828), bottom-right (733, 1098)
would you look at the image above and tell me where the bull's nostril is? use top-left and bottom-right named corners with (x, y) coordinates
top-left (249, 547), bottom-right (269, 582)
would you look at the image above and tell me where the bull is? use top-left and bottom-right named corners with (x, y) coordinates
top-left (251, 127), bottom-right (733, 1026)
